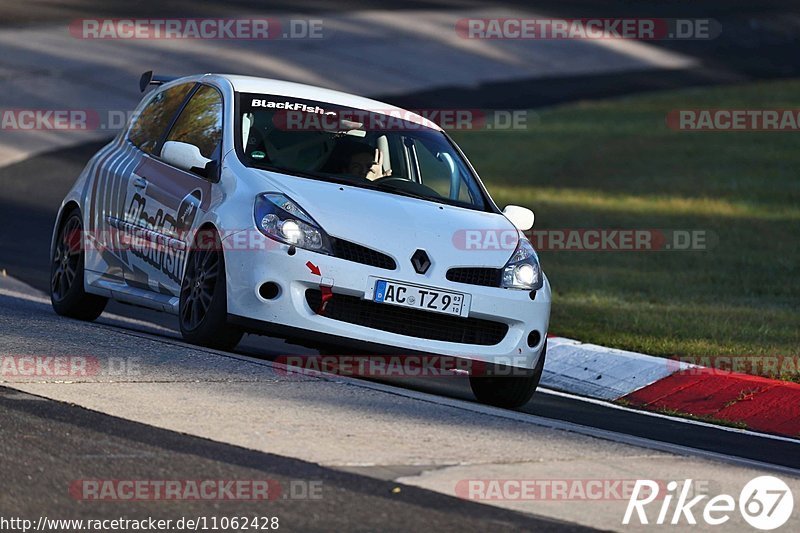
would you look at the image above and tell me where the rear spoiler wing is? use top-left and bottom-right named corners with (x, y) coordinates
top-left (139, 71), bottom-right (178, 92)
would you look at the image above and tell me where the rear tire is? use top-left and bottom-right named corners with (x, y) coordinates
top-left (50, 209), bottom-right (108, 321)
top-left (469, 340), bottom-right (547, 409)
top-left (178, 229), bottom-right (243, 351)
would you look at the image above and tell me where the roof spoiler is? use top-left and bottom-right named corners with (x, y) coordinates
top-left (139, 71), bottom-right (178, 92)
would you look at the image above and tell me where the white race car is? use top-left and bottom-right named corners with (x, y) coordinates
top-left (50, 72), bottom-right (551, 407)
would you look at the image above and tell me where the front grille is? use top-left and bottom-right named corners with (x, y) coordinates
top-left (306, 289), bottom-right (508, 346)
top-left (331, 238), bottom-right (396, 270)
top-left (447, 267), bottom-right (502, 287)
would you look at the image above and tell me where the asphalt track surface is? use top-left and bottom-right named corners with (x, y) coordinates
top-left (0, 386), bottom-right (594, 531)
top-left (1, 140), bottom-right (798, 475)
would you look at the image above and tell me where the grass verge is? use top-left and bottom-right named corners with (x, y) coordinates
top-left (452, 79), bottom-right (800, 379)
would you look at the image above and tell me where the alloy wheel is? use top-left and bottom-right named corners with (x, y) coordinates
top-left (180, 247), bottom-right (220, 330)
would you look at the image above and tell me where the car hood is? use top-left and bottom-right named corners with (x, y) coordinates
top-left (252, 170), bottom-right (519, 268)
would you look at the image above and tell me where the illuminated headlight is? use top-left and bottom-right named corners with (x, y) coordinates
top-left (502, 237), bottom-right (543, 290)
top-left (255, 193), bottom-right (332, 254)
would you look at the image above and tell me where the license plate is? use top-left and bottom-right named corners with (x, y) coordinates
top-left (371, 279), bottom-right (468, 317)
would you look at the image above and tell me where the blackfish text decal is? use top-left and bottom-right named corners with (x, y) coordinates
top-left (122, 189), bottom-right (202, 283)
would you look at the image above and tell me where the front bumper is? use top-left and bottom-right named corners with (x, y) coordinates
top-left (223, 232), bottom-right (551, 369)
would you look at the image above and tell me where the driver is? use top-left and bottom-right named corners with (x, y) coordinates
top-left (343, 145), bottom-right (391, 181)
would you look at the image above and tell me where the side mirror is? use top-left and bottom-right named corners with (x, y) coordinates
top-left (161, 141), bottom-right (212, 176)
top-left (503, 205), bottom-right (534, 231)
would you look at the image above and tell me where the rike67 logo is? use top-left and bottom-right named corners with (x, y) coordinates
top-left (624, 476), bottom-right (793, 529)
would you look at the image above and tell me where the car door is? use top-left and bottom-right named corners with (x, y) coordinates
top-left (123, 84), bottom-right (223, 296)
top-left (87, 82), bottom-right (194, 285)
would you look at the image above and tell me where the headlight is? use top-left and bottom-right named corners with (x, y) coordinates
top-left (501, 237), bottom-right (543, 290)
top-left (254, 193), bottom-right (332, 254)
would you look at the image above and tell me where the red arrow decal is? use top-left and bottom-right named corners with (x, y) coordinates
top-left (306, 261), bottom-right (321, 276)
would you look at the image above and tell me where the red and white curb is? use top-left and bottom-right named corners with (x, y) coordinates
top-left (542, 335), bottom-right (800, 438)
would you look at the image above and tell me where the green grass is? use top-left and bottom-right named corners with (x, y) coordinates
top-left (451, 79), bottom-right (800, 379)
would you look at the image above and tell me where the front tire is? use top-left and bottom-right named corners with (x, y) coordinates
top-left (50, 210), bottom-right (108, 321)
top-left (469, 340), bottom-right (547, 408)
top-left (179, 230), bottom-right (243, 351)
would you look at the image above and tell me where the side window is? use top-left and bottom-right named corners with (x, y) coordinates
top-left (128, 83), bottom-right (193, 154)
top-left (164, 85), bottom-right (223, 159)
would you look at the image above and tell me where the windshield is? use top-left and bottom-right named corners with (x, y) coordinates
top-left (236, 93), bottom-right (489, 210)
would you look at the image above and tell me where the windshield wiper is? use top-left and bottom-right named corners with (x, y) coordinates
top-left (363, 182), bottom-right (440, 203)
